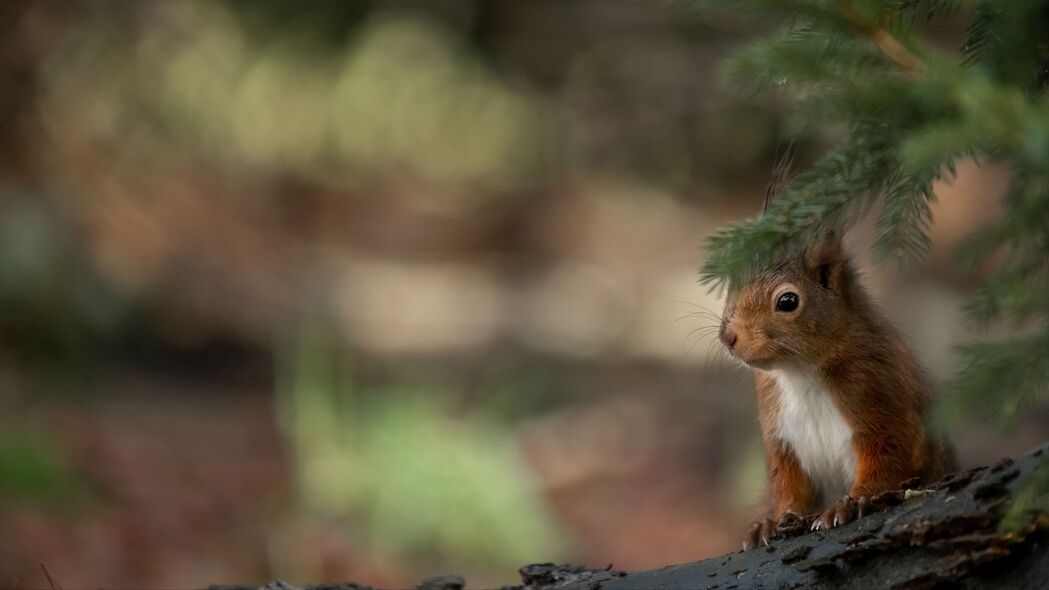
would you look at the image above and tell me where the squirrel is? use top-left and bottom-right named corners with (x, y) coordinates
top-left (718, 228), bottom-right (955, 551)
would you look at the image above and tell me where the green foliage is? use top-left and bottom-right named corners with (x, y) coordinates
top-left (0, 427), bottom-right (87, 506)
top-left (695, 0), bottom-right (1049, 427)
top-left (276, 314), bottom-right (567, 573)
top-left (39, 1), bottom-right (549, 190)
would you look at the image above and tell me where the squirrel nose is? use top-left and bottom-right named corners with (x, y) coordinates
top-left (720, 326), bottom-right (737, 349)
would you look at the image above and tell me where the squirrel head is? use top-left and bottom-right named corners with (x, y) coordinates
top-left (718, 228), bottom-right (855, 370)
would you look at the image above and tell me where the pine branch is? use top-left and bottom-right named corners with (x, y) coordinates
top-left (694, 0), bottom-right (1049, 425)
top-left (701, 131), bottom-right (894, 289)
top-left (948, 332), bottom-right (1049, 426)
top-left (892, 0), bottom-right (962, 20)
top-left (836, 0), bottom-right (927, 75)
top-left (872, 172), bottom-right (937, 262)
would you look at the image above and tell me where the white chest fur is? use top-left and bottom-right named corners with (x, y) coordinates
top-left (770, 369), bottom-right (857, 501)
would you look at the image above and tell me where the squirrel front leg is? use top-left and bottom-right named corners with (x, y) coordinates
top-left (813, 432), bottom-right (920, 530)
top-left (743, 441), bottom-right (815, 550)
top-left (768, 441), bottom-right (816, 516)
top-left (850, 433), bottom-right (921, 497)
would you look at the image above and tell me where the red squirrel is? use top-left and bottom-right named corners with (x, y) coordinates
top-left (718, 228), bottom-right (954, 551)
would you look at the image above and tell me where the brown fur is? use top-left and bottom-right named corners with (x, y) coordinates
top-left (720, 229), bottom-right (954, 549)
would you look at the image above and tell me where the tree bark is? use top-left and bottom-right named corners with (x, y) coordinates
top-left (211, 442), bottom-right (1049, 590)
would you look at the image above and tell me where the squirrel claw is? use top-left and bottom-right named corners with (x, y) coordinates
top-left (741, 517), bottom-right (778, 551)
top-left (856, 495), bottom-right (871, 519)
top-left (814, 495), bottom-right (865, 531)
top-left (742, 509), bottom-right (809, 549)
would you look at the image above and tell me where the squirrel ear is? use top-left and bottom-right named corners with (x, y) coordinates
top-left (804, 228), bottom-right (845, 289)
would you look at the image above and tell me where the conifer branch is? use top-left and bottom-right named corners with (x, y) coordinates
top-left (839, 0), bottom-right (927, 75)
top-left (696, 0), bottom-right (1049, 428)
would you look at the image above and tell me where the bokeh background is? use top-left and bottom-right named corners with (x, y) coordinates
top-left (0, 1), bottom-right (1046, 588)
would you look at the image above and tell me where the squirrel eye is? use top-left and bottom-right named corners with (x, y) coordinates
top-left (775, 292), bottom-right (799, 312)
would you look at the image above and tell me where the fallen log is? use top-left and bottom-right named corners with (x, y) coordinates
top-left (212, 442), bottom-right (1049, 590)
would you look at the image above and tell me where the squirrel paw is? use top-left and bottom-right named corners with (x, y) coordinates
top-left (742, 517), bottom-right (776, 551)
top-left (742, 510), bottom-right (803, 551)
top-left (776, 509), bottom-right (806, 535)
top-left (811, 495), bottom-right (870, 531)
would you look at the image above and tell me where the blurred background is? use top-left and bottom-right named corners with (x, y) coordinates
top-left (0, 1), bottom-right (1045, 588)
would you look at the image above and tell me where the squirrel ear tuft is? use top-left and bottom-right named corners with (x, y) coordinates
top-left (804, 228), bottom-right (846, 289)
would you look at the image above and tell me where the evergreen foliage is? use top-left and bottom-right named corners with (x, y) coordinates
top-left (694, 1), bottom-right (1049, 434)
